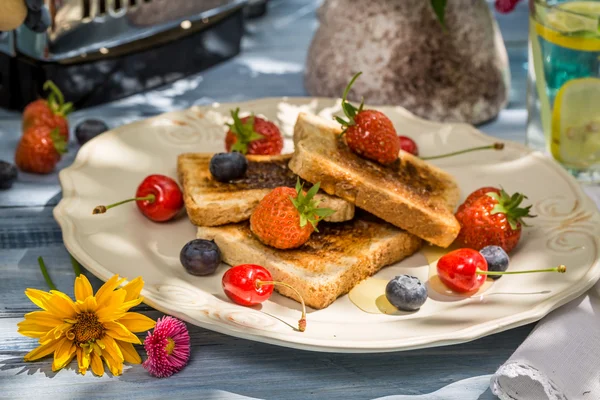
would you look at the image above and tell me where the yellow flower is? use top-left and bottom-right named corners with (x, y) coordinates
top-left (17, 274), bottom-right (156, 376)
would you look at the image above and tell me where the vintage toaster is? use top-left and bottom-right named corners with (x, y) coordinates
top-left (0, 0), bottom-right (248, 110)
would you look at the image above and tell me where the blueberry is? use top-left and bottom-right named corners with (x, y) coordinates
top-left (180, 239), bottom-right (222, 276)
top-left (209, 152), bottom-right (248, 182)
top-left (0, 161), bottom-right (18, 190)
top-left (75, 119), bottom-right (109, 145)
top-left (25, 0), bottom-right (44, 12)
top-left (24, 6), bottom-right (50, 33)
top-left (385, 275), bottom-right (427, 311)
top-left (479, 245), bottom-right (510, 280)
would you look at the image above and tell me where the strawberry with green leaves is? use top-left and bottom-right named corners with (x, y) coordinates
top-left (225, 108), bottom-right (283, 155)
top-left (23, 81), bottom-right (73, 140)
top-left (250, 179), bottom-right (335, 249)
top-left (455, 187), bottom-right (535, 254)
top-left (15, 126), bottom-right (68, 174)
top-left (336, 72), bottom-right (400, 165)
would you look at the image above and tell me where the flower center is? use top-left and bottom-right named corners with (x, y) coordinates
top-left (72, 312), bottom-right (105, 343)
top-left (165, 337), bottom-right (175, 355)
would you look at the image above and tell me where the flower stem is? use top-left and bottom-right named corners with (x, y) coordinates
top-left (93, 194), bottom-right (155, 214)
top-left (38, 256), bottom-right (57, 291)
top-left (257, 280), bottom-right (307, 332)
top-left (421, 143), bottom-right (504, 160)
top-left (477, 265), bottom-right (566, 276)
top-left (70, 255), bottom-right (82, 277)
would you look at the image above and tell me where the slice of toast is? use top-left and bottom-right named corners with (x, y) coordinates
top-left (178, 153), bottom-right (355, 227)
top-left (288, 112), bottom-right (461, 248)
top-left (197, 212), bottom-right (422, 310)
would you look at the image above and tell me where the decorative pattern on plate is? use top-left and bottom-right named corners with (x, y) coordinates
top-left (534, 197), bottom-right (600, 254)
top-left (202, 307), bottom-right (281, 332)
top-left (144, 283), bottom-right (211, 311)
top-left (153, 109), bottom-right (227, 146)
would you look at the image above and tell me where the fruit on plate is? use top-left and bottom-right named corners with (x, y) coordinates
top-left (398, 136), bottom-right (419, 156)
top-left (15, 126), bottom-right (67, 174)
top-left (455, 187), bottom-right (535, 253)
top-left (22, 81), bottom-right (73, 139)
top-left (0, 0), bottom-right (27, 31)
top-left (437, 248), bottom-right (566, 293)
top-left (0, 161), bottom-right (18, 190)
top-left (222, 264), bottom-right (307, 332)
top-left (180, 239), bottom-right (222, 276)
top-left (479, 245), bottom-right (510, 280)
top-left (225, 108), bottom-right (283, 155)
top-left (385, 275), bottom-right (428, 311)
top-left (209, 152), bottom-right (248, 182)
top-left (336, 72), bottom-right (401, 165)
top-left (75, 119), bottom-right (109, 145)
top-left (93, 174), bottom-right (184, 222)
top-left (250, 179), bottom-right (335, 249)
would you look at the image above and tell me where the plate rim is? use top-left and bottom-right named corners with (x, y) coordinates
top-left (53, 97), bottom-right (600, 353)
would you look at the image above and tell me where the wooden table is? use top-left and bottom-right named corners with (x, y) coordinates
top-left (0, 2), bottom-right (533, 398)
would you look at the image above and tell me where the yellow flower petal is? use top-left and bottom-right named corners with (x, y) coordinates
top-left (116, 312), bottom-right (156, 333)
top-left (104, 321), bottom-right (141, 344)
top-left (39, 323), bottom-right (70, 345)
top-left (22, 310), bottom-right (64, 327)
top-left (95, 275), bottom-right (126, 308)
top-left (115, 340), bottom-right (141, 364)
top-left (52, 340), bottom-right (76, 372)
top-left (96, 289), bottom-right (126, 322)
top-left (41, 292), bottom-right (77, 319)
top-left (102, 351), bottom-right (123, 376)
top-left (24, 288), bottom-right (52, 310)
top-left (24, 338), bottom-right (60, 361)
top-left (122, 277), bottom-right (144, 303)
top-left (117, 297), bottom-right (144, 313)
top-left (17, 320), bottom-right (55, 338)
top-left (90, 351), bottom-right (105, 376)
top-left (74, 274), bottom-right (93, 302)
top-left (97, 335), bottom-right (124, 363)
top-left (77, 295), bottom-right (98, 313)
top-left (77, 346), bottom-right (90, 375)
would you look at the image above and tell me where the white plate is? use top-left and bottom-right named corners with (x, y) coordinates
top-left (54, 98), bottom-right (600, 353)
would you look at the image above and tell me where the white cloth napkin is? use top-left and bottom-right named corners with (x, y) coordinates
top-left (491, 185), bottom-right (600, 400)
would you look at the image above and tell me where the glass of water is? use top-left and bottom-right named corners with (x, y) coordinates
top-left (527, 0), bottom-right (600, 183)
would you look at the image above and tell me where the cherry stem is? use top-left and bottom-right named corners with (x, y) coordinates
top-left (476, 265), bottom-right (567, 276)
top-left (93, 194), bottom-right (155, 215)
top-left (257, 280), bottom-right (307, 332)
top-left (421, 143), bottom-right (504, 160)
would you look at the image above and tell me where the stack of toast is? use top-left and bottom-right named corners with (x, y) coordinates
top-left (177, 112), bottom-right (461, 310)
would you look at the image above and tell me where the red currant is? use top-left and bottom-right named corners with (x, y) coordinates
top-left (398, 135), bottom-right (419, 156)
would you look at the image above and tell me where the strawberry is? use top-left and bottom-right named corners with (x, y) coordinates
top-left (225, 108), bottom-right (283, 155)
top-left (15, 126), bottom-right (67, 174)
top-left (455, 188), bottom-right (535, 253)
top-left (250, 179), bottom-right (335, 249)
top-left (336, 72), bottom-right (400, 165)
top-left (22, 81), bottom-right (73, 140)
top-left (456, 186), bottom-right (501, 213)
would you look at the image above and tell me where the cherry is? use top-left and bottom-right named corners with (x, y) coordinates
top-left (437, 248), bottom-right (566, 293)
top-left (398, 136), bottom-right (419, 156)
top-left (93, 174), bottom-right (183, 222)
top-left (222, 264), bottom-right (307, 332)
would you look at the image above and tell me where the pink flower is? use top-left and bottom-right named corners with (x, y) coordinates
top-left (142, 316), bottom-right (190, 378)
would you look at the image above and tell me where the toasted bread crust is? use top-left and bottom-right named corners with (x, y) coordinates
top-left (197, 213), bottom-right (422, 309)
top-left (177, 153), bottom-right (355, 226)
top-left (289, 113), bottom-right (460, 247)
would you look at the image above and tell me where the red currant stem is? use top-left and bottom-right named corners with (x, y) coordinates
top-left (421, 143), bottom-right (504, 160)
top-left (476, 265), bottom-right (567, 276)
top-left (257, 280), bottom-right (307, 332)
top-left (92, 194), bottom-right (155, 214)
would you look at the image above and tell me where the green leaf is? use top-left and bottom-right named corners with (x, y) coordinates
top-left (305, 182), bottom-right (321, 201)
top-left (295, 178), bottom-right (302, 194)
top-left (430, 0), bottom-right (447, 29)
top-left (299, 214), bottom-right (308, 228)
top-left (340, 72), bottom-right (362, 123)
top-left (335, 116), bottom-right (349, 126)
top-left (313, 208), bottom-right (336, 218)
top-left (50, 129), bottom-right (68, 154)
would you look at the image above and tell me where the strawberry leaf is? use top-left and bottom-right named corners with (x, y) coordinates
top-left (430, 0), bottom-right (447, 29)
top-left (337, 72), bottom-right (362, 130)
top-left (290, 178), bottom-right (335, 231)
top-left (50, 129), bottom-right (68, 155)
top-left (227, 108), bottom-right (264, 154)
top-left (487, 189), bottom-right (536, 231)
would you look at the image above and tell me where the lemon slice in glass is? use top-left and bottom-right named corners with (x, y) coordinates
top-left (551, 77), bottom-right (600, 167)
top-left (537, 1), bottom-right (600, 51)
